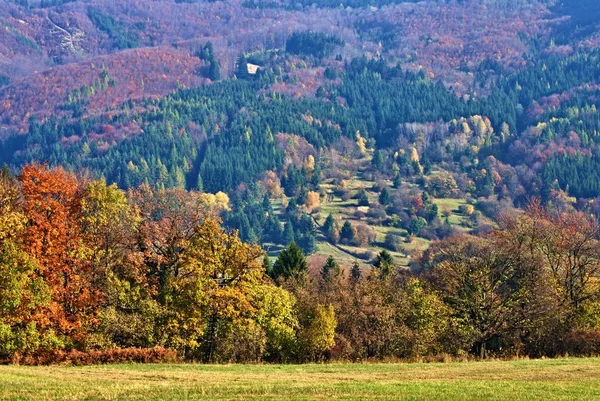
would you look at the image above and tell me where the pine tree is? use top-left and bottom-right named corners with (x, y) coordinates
top-left (340, 220), bottom-right (354, 243)
top-left (270, 241), bottom-right (307, 280)
top-left (263, 254), bottom-right (272, 275)
top-left (350, 261), bottom-right (362, 283)
top-left (357, 189), bottom-right (370, 207)
top-left (372, 150), bottom-right (384, 170)
top-left (393, 174), bottom-right (402, 189)
top-left (282, 220), bottom-right (295, 244)
top-left (321, 256), bottom-right (340, 281)
top-left (373, 250), bottom-right (394, 279)
top-left (209, 60), bottom-right (221, 81)
top-left (379, 187), bottom-right (391, 206)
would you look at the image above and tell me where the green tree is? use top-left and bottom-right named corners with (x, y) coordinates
top-left (299, 304), bottom-right (337, 361)
top-left (340, 221), bottom-right (354, 243)
top-left (379, 187), bottom-right (392, 206)
top-left (321, 256), bottom-right (340, 282)
top-left (373, 250), bottom-right (394, 279)
top-left (270, 242), bottom-right (307, 280)
top-left (350, 261), bottom-right (362, 283)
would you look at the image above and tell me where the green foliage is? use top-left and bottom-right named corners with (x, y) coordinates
top-left (320, 256), bottom-right (340, 281)
top-left (340, 221), bottom-right (354, 242)
top-left (270, 241), bottom-right (308, 280)
top-left (0, 241), bottom-right (55, 357)
top-left (357, 189), bottom-right (370, 207)
top-left (379, 187), bottom-right (392, 206)
top-left (87, 8), bottom-right (139, 50)
top-left (350, 261), bottom-right (362, 282)
top-left (285, 31), bottom-right (344, 58)
top-left (251, 284), bottom-right (299, 362)
top-left (298, 304), bottom-right (336, 361)
top-left (373, 250), bottom-right (394, 278)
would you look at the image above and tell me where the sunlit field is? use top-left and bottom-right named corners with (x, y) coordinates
top-left (1, 358), bottom-right (599, 400)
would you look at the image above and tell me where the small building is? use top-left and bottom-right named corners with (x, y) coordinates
top-left (247, 63), bottom-right (261, 75)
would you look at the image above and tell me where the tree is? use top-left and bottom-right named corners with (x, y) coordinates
top-left (373, 250), bottom-right (394, 279)
top-left (422, 235), bottom-right (540, 358)
top-left (298, 304), bottom-right (337, 361)
top-left (305, 191), bottom-right (320, 213)
top-left (282, 220), bottom-right (295, 245)
top-left (208, 60), bottom-right (221, 81)
top-left (236, 54), bottom-right (249, 80)
top-left (0, 171), bottom-right (56, 357)
top-left (19, 164), bottom-right (100, 338)
top-left (384, 232), bottom-right (402, 252)
top-left (323, 214), bottom-right (340, 244)
top-left (408, 216), bottom-right (427, 236)
top-left (372, 150), bottom-right (384, 170)
top-left (350, 261), bottom-right (362, 283)
top-left (496, 204), bottom-right (600, 324)
top-left (357, 190), bottom-right (370, 207)
top-left (168, 218), bottom-right (265, 360)
top-left (321, 256), bottom-right (340, 281)
top-left (379, 187), bottom-right (392, 206)
top-left (393, 174), bottom-right (402, 189)
top-left (263, 254), bottom-right (272, 274)
top-left (270, 242), bottom-right (307, 281)
top-left (128, 185), bottom-right (215, 302)
top-left (340, 221), bottom-right (355, 243)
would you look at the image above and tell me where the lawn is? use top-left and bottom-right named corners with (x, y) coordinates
top-left (1, 358), bottom-right (599, 400)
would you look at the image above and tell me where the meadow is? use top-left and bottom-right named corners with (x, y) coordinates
top-left (1, 358), bottom-right (599, 400)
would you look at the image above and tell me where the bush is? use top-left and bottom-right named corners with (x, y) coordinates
top-left (560, 329), bottom-right (600, 356)
top-left (11, 346), bottom-right (179, 366)
top-left (384, 232), bottom-right (403, 252)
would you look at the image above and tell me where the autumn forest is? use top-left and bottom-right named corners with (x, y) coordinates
top-left (1, 0), bottom-right (600, 364)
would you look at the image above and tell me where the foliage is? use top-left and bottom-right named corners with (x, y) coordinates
top-left (270, 241), bottom-right (308, 281)
top-left (285, 31), bottom-right (344, 58)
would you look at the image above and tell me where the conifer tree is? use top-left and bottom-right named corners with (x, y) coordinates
top-left (270, 241), bottom-right (307, 280)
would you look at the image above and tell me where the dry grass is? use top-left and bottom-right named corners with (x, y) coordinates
top-left (1, 358), bottom-right (599, 400)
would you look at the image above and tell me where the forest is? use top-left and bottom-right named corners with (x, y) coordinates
top-left (1, 165), bottom-right (599, 364)
top-left (0, 0), bottom-right (600, 363)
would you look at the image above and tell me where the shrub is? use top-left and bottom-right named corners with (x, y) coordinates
top-left (12, 347), bottom-right (179, 366)
top-left (384, 232), bottom-right (403, 252)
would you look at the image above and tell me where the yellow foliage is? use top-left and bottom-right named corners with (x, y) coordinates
top-left (305, 191), bottom-right (320, 213)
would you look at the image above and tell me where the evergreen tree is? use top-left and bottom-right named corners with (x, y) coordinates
top-left (321, 256), bottom-right (340, 281)
top-left (270, 241), bottom-right (307, 280)
top-left (372, 150), bottom-right (384, 170)
top-left (357, 189), bottom-right (370, 207)
top-left (373, 250), bottom-right (394, 279)
top-left (263, 254), bottom-right (272, 275)
top-left (379, 187), bottom-right (391, 206)
top-left (282, 220), bottom-right (295, 245)
top-left (208, 60), bottom-right (221, 81)
top-left (350, 261), bottom-right (362, 283)
top-left (340, 220), bottom-right (354, 242)
top-left (236, 54), bottom-right (250, 80)
top-left (323, 213), bottom-right (336, 234)
top-left (393, 174), bottom-right (402, 189)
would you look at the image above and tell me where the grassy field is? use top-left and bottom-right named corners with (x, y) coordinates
top-left (1, 358), bottom-right (599, 400)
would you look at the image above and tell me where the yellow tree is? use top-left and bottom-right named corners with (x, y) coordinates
top-left (167, 219), bottom-right (265, 361)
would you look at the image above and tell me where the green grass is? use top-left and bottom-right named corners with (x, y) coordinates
top-left (1, 358), bottom-right (600, 400)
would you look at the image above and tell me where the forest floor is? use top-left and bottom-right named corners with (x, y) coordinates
top-left (1, 358), bottom-right (599, 400)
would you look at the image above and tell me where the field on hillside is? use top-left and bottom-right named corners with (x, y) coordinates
top-left (1, 358), bottom-right (599, 400)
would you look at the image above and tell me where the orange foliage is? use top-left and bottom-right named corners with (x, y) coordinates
top-left (19, 164), bottom-right (102, 338)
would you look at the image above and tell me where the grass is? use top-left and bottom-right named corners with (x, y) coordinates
top-left (1, 358), bottom-right (599, 400)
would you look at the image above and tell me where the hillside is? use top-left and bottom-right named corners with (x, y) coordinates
top-left (1, 0), bottom-right (600, 265)
top-left (2, 0), bottom-right (600, 365)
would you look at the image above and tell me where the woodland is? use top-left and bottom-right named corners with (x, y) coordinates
top-left (0, 0), bottom-right (600, 363)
